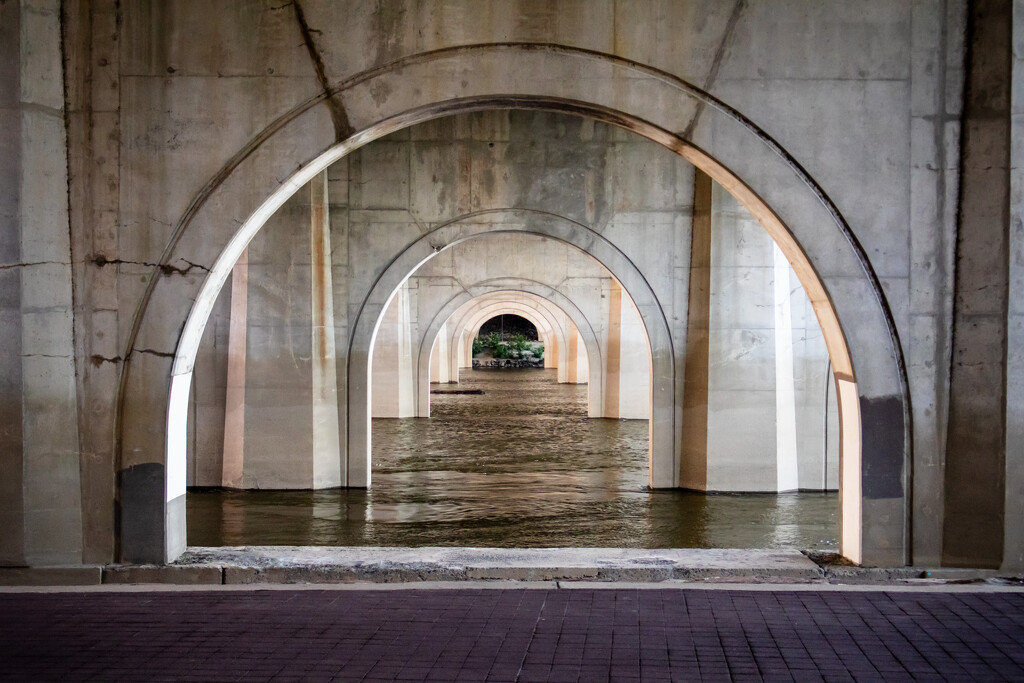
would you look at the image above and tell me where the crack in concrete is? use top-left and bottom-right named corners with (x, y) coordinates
top-left (681, 0), bottom-right (747, 140)
top-left (291, 0), bottom-right (354, 142)
top-left (0, 261), bottom-right (66, 270)
top-left (135, 348), bottom-right (175, 359)
top-left (92, 255), bottom-right (210, 276)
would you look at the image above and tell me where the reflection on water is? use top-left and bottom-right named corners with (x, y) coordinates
top-left (188, 369), bottom-right (837, 549)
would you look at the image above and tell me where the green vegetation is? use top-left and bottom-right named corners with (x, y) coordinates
top-left (472, 331), bottom-right (543, 361)
top-left (510, 333), bottom-right (528, 355)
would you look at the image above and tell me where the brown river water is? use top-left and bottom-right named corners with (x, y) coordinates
top-left (188, 369), bottom-right (838, 549)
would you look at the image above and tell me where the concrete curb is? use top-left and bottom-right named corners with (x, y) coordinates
top-left (2, 547), bottom-right (1021, 588)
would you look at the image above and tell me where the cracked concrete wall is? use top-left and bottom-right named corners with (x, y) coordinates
top-left (4, 1), bottom-right (1012, 566)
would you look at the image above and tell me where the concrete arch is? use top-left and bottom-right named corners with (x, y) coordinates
top-left (443, 290), bottom-right (581, 378)
top-left (413, 284), bottom-right (604, 420)
top-left (442, 293), bottom-right (566, 380)
top-left (118, 43), bottom-right (903, 565)
top-left (352, 213), bottom-right (671, 490)
top-left (457, 299), bottom-right (566, 373)
top-left (458, 301), bottom-right (562, 377)
top-left (424, 296), bottom-right (578, 403)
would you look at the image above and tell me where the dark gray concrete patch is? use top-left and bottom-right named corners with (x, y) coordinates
top-left (860, 395), bottom-right (905, 499)
top-left (117, 463), bottom-right (166, 564)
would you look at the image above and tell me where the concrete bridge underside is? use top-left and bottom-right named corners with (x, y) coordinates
top-left (1, 1), bottom-right (1020, 572)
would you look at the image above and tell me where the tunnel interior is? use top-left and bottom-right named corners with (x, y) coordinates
top-left (183, 108), bottom-right (842, 552)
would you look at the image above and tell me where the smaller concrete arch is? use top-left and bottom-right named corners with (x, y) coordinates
top-left (444, 292), bottom-right (568, 381)
top-left (413, 280), bottom-right (606, 421)
top-left (455, 295), bottom-right (592, 386)
top-left (449, 301), bottom-right (557, 378)
top-left (424, 291), bottom-right (589, 413)
top-left (458, 306), bottom-right (556, 373)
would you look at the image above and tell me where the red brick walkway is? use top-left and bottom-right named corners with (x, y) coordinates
top-left (1, 588), bottom-right (1022, 681)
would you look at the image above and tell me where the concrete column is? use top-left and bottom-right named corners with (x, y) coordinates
top-left (11, 0), bottom-right (83, 566)
top-left (943, 0), bottom-right (1011, 568)
top-left (556, 315), bottom-right (569, 383)
top-left (906, 0), bottom-right (963, 568)
top-left (63, 0), bottom-right (121, 563)
top-left (430, 320), bottom-right (450, 384)
top-left (461, 330), bottom-right (472, 368)
top-left (567, 322), bottom-right (580, 384)
top-left (371, 283), bottom-right (415, 418)
top-left (221, 250), bottom-right (247, 488)
top-left (773, 244), bottom-right (799, 492)
top-left (430, 334), bottom-right (440, 382)
top-left (699, 179), bottom-right (833, 493)
top-left (680, 169), bottom-right (712, 490)
top-left (604, 281), bottom-right (622, 418)
top-left (243, 186), bottom-right (315, 489)
top-left (0, 0), bottom-right (25, 567)
top-left (310, 171), bottom-right (342, 488)
top-left (604, 278), bottom-right (650, 420)
top-left (1005, 0), bottom-right (1024, 572)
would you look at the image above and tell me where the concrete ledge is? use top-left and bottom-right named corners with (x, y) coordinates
top-left (0, 566), bottom-right (103, 586)
top-left (185, 547), bottom-right (825, 584)
top-left (103, 565), bottom-right (224, 585)
top-left (5, 549), bottom-right (1021, 588)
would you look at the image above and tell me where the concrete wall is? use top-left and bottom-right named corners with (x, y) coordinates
top-left (1, 0), bottom-right (83, 566)
top-left (6, 1), bottom-right (1023, 567)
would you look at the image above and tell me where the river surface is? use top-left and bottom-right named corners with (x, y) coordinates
top-left (188, 369), bottom-right (837, 549)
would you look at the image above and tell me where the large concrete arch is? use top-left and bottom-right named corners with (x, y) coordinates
top-left (413, 284), bottom-right (604, 420)
top-left (119, 44), bottom-right (903, 565)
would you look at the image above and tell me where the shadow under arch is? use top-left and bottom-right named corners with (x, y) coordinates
top-left (118, 43), bottom-right (908, 566)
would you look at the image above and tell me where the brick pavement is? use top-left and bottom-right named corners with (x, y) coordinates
top-left (1, 588), bottom-right (1022, 681)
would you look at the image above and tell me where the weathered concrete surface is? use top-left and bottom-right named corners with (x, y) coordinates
top-left (0, 0), bottom-right (26, 569)
top-left (0, 0), bottom-right (83, 568)
top-left (102, 564), bottom-right (222, 585)
top-left (1007, 0), bottom-right (1024, 573)
top-left (0, 567), bottom-right (102, 586)
top-left (180, 546), bottom-right (824, 584)
top-left (943, 0), bottom-right (1012, 569)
